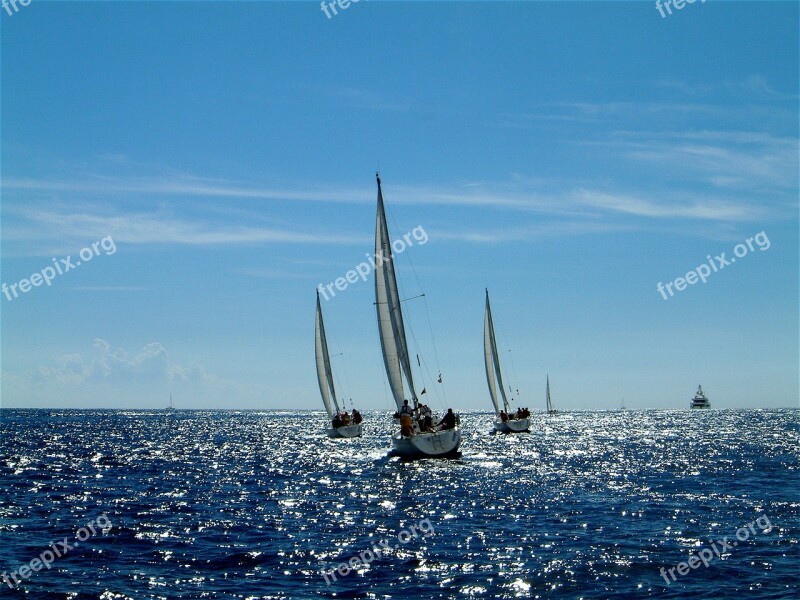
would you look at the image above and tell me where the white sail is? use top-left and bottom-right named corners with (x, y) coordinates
top-left (484, 289), bottom-right (510, 415)
top-left (546, 374), bottom-right (554, 413)
top-left (315, 292), bottom-right (339, 419)
top-left (374, 174), bottom-right (417, 412)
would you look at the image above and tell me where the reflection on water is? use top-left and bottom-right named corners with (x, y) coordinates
top-left (0, 409), bottom-right (797, 598)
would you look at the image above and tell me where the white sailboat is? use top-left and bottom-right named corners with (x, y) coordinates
top-left (315, 291), bottom-right (363, 438)
top-left (165, 393), bottom-right (175, 414)
top-left (546, 375), bottom-right (557, 415)
top-left (484, 289), bottom-right (530, 433)
top-left (374, 173), bottom-right (461, 458)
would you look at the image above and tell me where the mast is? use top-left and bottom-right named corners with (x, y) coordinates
top-left (374, 173), bottom-right (418, 411)
top-left (315, 291), bottom-right (340, 419)
top-left (546, 375), bottom-right (553, 413)
top-left (484, 289), bottom-right (510, 415)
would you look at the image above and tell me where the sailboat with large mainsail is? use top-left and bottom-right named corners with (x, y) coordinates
top-left (374, 173), bottom-right (461, 458)
top-left (546, 374), bottom-right (557, 415)
top-left (315, 291), bottom-right (363, 438)
top-left (484, 289), bottom-right (530, 433)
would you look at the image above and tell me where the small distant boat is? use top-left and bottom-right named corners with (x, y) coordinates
top-left (690, 385), bottom-right (711, 409)
top-left (546, 375), bottom-right (557, 416)
top-left (374, 173), bottom-right (461, 457)
top-left (315, 292), bottom-right (363, 438)
top-left (484, 289), bottom-right (530, 433)
top-left (620, 398), bottom-right (627, 411)
top-left (165, 394), bottom-right (175, 414)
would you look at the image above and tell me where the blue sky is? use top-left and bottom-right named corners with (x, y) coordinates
top-left (1, 0), bottom-right (797, 410)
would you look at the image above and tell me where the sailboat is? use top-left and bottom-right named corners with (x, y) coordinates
top-left (374, 173), bottom-right (461, 457)
top-left (165, 393), bottom-right (175, 414)
top-left (485, 289), bottom-right (530, 433)
top-left (546, 375), bottom-right (557, 415)
top-left (315, 291), bottom-right (363, 438)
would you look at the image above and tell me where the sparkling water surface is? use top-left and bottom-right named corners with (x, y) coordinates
top-left (0, 409), bottom-right (797, 599)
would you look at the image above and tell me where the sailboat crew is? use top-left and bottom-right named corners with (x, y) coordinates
top-left (418, 404), bottom-right (434, 432)
top-left (437, 408), bottom-right (457, 431)
top-left (398, 400), bottom-right (415, 437)
top-left (399, 399), bottom-right (413, 417)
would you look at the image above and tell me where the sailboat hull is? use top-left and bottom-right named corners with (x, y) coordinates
top-left (391, 427), bottom-right (461, 458)
top-left (494, 417), bottom-right (530, 433)
top-left (326, 423), bottom-right (363, 438)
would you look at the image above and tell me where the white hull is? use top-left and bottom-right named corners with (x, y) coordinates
top-left (391, 426), bottom-right (461, 458)
top-left (494, 417), bottom-right (530, 433)
top-left (326, 423), bottom-right (363, 438)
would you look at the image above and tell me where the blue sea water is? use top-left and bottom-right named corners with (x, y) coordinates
top-left (0, 409), bottom-right (797, 599)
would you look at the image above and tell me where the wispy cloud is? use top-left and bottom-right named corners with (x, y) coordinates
top-left (2, 205), bottom-right (369, 255)
top-left (596, 129), bottom-right (798, 194)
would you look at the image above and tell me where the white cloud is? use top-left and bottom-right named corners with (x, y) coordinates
top-left (27, 339), bottom-right (230, 388)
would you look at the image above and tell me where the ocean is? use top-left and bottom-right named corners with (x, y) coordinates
top-left (0, 409), bottom-right (797, 599)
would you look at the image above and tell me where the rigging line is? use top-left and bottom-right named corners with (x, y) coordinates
top-left (494, 308), bottom-right (520, 402)
top-left (384, 190), bottom-right (447, 407)
top-left (374, 294), bottom-right (426, 305)
top-left (422, 293), bottom-right (446, 405)
top-left (383, 191), bottom-right (428, 398)
top-left (326, 322), bottom-right (352, 411)
top-left (420, 349), bottom-right (445, 408)
top-left (507, 349), bottom-right (521, 401)
top-left (332, 353), bottom-right (354, 412)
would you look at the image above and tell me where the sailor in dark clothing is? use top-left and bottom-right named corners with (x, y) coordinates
top-left (437, 408), bottom-right (456, 430)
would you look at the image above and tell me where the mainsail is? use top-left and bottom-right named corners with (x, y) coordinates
top-left (546, 374), bottom-right (554, 413)
top-left (315, 291), bottom-right (340, 419)
top-left (484, 289), bottom-right (510, 415)
top-left (374, 174), bottom-right (417, 412)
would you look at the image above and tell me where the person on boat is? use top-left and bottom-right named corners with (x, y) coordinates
top-left (416, 404), bottom-right (432, 432)
top-left (437, 408), bottom-right (456, 431)
top-left (351, 409), bottom-right (362, 424)
top-left (332, 414), bottom-right (342, 428)
top-left (341, 411), bottom-right (350, 425)
top-left (399, 413), bottom-right (414, 437)
top-left (421, 404), bottom-right (434, 432)
top-left (399, 400), bottom-right (413, 417)
top-left (500, 410), bottom-right (508, 422)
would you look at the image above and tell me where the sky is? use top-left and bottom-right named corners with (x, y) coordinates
top-left (1, 0), bottom-right (797, 411)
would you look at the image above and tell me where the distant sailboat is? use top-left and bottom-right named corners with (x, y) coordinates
top-left (690, 385), bottom-right (711, 409)
top-left (546, 375), bottom-right (557, 415)
top-left (484, 289), bottom-right (530, 433)
top-left (165, 393), bottom-right (175, 414)
top-left (315, 291), bottom-right (363, 438)
top-left (374, 173), bottom-right (461, 457)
